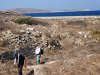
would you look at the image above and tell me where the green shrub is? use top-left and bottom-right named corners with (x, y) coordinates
top-left (14, 18), bottom-right (49, 25)
top-left (14, 18), bottom-right (33, 25)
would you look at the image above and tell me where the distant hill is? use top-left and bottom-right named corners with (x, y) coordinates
top-left (7, 8), bottom-right (94, 14)
top-left (7, 8), bottom-right (74, 13)
top-left (7, 8), bottom-right (52, 13)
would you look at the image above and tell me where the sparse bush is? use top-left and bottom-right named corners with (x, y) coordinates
top-left (54, 34), bottom-right (66, 41)
top-left (0, 20), bottom-right (6, 31)
top-left (45, 32), bottom-right (52, 38)
top-left (91, 29), bottom-right (100, 41)
top-left (50, 39), bottom-right (61, 50)
top-left (0, 39), bottom-right (9, 47)
top-left (67, 20), bottom-right (87, 26)
top-left (0, 20), bottom-right (13, 31)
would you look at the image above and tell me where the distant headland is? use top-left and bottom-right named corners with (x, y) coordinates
top-left (4, 8), bottom-right (94, 13)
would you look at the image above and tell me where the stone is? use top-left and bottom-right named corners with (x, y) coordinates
top-left (26, 28), bottom-right (34, 31)
top-left (26, 31), bottom-right (31, 34)
top-left (20, 29), bottom-right (26, 33)
top-left (78, 31), bottom-right (91, 38)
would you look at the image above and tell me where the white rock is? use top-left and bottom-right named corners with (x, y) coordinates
top-left (26, 28), bottom-right (34, 31)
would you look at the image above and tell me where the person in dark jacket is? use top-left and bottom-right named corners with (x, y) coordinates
top-left (13, 50), bottom-right (26, 75)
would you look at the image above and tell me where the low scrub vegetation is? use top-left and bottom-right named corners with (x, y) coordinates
top-left (0, 20), bottom-right (9, 31)
top-left (0, 39), bottom-right (9, 47)
top-left (67, 20), bottom-right (87, 26)
top-left (14, 18), bottom-right (33, 25)
top-left (91, 29), bottom-right (100, 41)
top-left (14, 18), bottom-right (49, 25)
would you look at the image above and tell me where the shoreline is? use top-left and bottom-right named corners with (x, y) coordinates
top-left (33, 16), bottom-right (100, 19)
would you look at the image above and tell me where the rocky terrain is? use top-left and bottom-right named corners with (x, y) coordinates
top-left (0, 11), bottom-right (100, 75)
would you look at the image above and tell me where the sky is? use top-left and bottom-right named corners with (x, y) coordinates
top-left (0, 0), bottom-right (100, 10)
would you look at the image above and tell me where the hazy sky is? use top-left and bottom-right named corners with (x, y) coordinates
top-left (0, 0), bottom-right (100, 10)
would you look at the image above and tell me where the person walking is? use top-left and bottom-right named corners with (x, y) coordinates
top-left (13, 50), bottom-right (26, 75)
top-left (35, 46), bottom-right (43, 64)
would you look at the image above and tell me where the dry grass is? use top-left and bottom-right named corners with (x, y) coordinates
top-left (67, 20), bottom-right (87, 26)
top-left (42, 53), bottom-right (100, 75)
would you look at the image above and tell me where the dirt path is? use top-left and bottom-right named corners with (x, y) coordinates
top-left (0, 60), bottom-right (58, 75)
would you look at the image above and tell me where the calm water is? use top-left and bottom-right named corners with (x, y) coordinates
top-left (23, 10), bottom-right (100, 17)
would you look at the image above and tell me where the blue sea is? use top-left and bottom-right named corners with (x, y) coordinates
top-left (23, 10), bottom-right (100, 17)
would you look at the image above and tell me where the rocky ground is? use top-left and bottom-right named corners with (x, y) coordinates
top-left (0, 11), bottom-right (100, 75)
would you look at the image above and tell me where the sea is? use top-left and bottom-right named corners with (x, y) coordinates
top-left (23, 10), bottom-right (100, 17)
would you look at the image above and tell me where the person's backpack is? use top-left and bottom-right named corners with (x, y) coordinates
top-left (35, 47), bottom-right (41, 55)
top-left (41, 48), bottom-right (44, 54)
